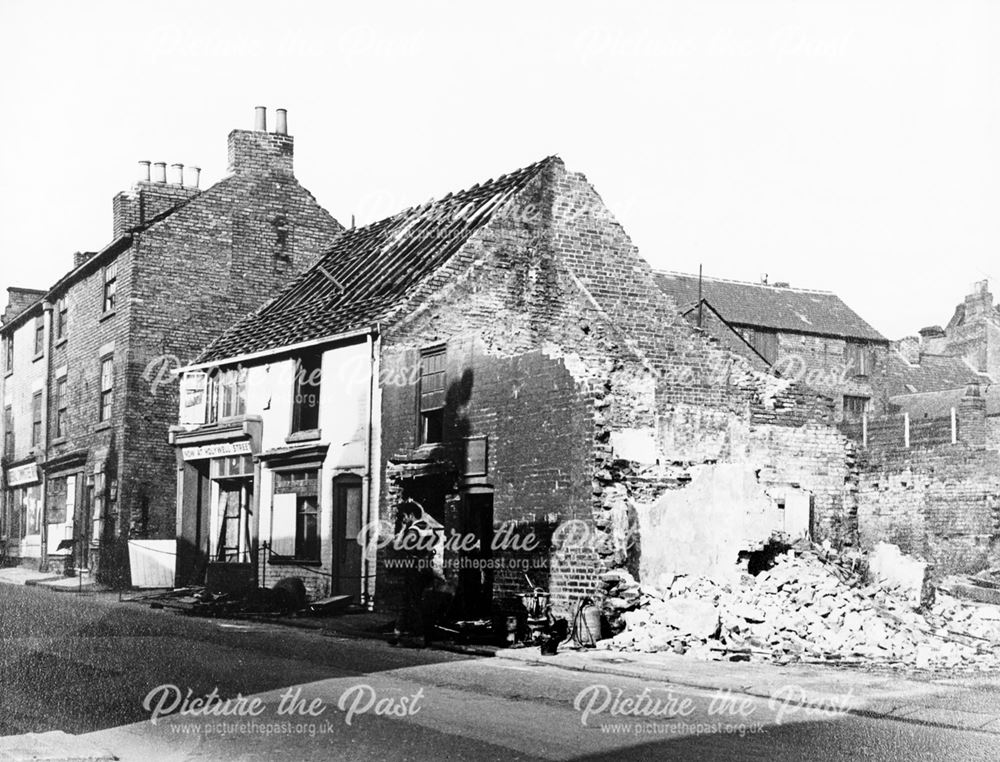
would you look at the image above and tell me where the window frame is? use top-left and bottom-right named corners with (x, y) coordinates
top-left (417, 346), bottom-right (446, 445)
top-left (207, 368), bottom-right (247, 423)
top-left (30, 390), bottom-right (42, 447)
top-left (102, 262), bottom-right (118, 313)
top-left (55, 297), bottom-right (67, 342)
top-left (3, 405), bottom-right (13, 459)
top-left (98, 355), bottom-right (114, 422)
top-left (33, 316), bottom-right (45, 358)
top-left (291, 353), bottom-right (322, 434)
top-left (843, 394), bottom-right (870, 421)
top-left (295, 494), bottom-right (321, 562)
top-left (3, 336), bottom-right (12, 375)
top-left (55, 376), bottom-right (68, 439)
top-left (846, 341), bottom-right (870, 377)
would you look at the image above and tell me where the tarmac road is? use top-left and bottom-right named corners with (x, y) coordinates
top-left (2, 583), bottom-right (999, 760)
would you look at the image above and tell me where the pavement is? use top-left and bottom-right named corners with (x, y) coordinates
top-left (4, 565), bottom-right (1000, 760)
top-left (0, 565), bottom-right (104, 593)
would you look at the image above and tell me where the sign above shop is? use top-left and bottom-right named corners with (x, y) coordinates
top-left (7, 463), bottom-right (40, 486)
top-left (182, 441), bottom-right (252, 461)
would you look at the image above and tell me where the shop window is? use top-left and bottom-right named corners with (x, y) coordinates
top-left (291, 353), bottom-right (322, 433)
top-left (103, 262), bottom-right (117, 313)
top-left (31, 391), bottom-right (42, 447)
top-left (214, 481), bottom-right (252, 563)
top-left (272, 469), bottom-right (320, 561)
top-left (99, 356), bottom-right (114, 422)
top-left (418, 347), bottom-right (445, 444)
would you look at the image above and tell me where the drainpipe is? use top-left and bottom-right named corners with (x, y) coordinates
top-left (362, 328), bottom-right (380, 608)
top-left (39, 301), bottom-right (54, 573)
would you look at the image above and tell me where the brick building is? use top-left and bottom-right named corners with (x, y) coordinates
top-left (654, 272), bottom-right (890, 422)
top-left (172, 156), bottom-right (859, 616)
top-left (0, 107), bottom-right (342, 582)
top-left (840, 280), bottom-right (1000, 577)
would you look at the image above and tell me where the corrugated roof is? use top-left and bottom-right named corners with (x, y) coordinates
top-left (654, 271), bottom-right (886, 342)
top-left (195, 157), bottom-right (554, 364)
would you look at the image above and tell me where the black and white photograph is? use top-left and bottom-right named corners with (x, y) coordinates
top-left (1, 1), bottom-right (999, 760)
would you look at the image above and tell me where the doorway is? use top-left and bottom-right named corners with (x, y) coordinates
top-left (455, 490), bottom-right (494, 619)
top-left (332, 475), bottom-right (363, 599)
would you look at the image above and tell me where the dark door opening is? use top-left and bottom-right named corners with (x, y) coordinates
top-left (332, 475), bottom-right (363, 599)
top-left (455, 490), bottom-right (494, 619)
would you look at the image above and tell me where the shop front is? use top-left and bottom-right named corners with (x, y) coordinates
top-left (3, 460), bottom-right (42, 565)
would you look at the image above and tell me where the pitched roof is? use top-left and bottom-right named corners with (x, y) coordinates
top-left (194, 157), bottom-right (554, 364)
top-left (653, 271), bottom-right (886, 342)
top-left (886, 351), bottom-right (988, 396)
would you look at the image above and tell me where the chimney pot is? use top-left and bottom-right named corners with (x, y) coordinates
top-left (254, 106), bottom-right (267, 132)
top-left (185, 165), bottom-right (201, 189)
top-left (153, 162), bottom-right (167, 183)
top-left (170, 163), bottom-right (184, 185)
top-left (138, 160), bottom-right (151, 182)
top-left (275, 108), bottom-right (288, 135)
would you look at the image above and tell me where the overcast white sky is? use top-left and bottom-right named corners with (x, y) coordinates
top-left (1, 0), bottom-right (997, 339)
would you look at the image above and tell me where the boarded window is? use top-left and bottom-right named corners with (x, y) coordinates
top-left (55, 377), bottom-right (67, 438)
top-left (843, 395), bottom-right (870, 421)
top-left (4, 406), bottom-right (13, 459)
top-left (31, 391), bottom-right (42, 447)
top-left (846, 342), bottom-right (870, 377)
top-left (740, 327), bottom-right (778, 364)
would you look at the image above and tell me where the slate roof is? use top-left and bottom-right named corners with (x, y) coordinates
top-left (886, 351), bottom-right (988, 396)
top-left (654, 271), bottom-right (886, 342)
top-left (195, 157), bottom-right (554, 364)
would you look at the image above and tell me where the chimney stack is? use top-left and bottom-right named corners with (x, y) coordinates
top-left (185, 165), bottom-right (201, 189)
top-left (153, 162), bottom-right (167, 183)
top-left (228, 106), bottom-right (294, 175)
top-left (138, 160), bottom-right (151, 182)
top-left (169, 163), bottom-right (184, 185)
top-left (918, 325), bottom-right (948, 355)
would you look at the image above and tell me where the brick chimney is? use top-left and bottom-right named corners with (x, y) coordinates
top-left (112, 158), bottom-right (202, 238)
top-left (963, 280), bottom-right (994, 321)
top-left (227, 106), bottom-right (293, 175)
top-left (2, 287), bottom-right (47, 324)
top-left (918, 325), bottom-right (948, 355)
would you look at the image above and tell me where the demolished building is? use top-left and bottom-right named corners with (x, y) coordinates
top-left (170, 155), bottom-right (861, 616)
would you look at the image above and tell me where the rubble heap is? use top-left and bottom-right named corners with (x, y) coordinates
top-left (597, 548), bottom-right (1000, 671)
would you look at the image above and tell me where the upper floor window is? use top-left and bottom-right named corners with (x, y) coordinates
top-left (418, 347), bottom-right (446, 445)
top-left (55, 376), bottom-right (68, 439)
top-left (33, 317), bottom-right (44, 357)
top-left (208, 368), bottom-right (247, 423)
top-left (291, 353), bottom-right (322, 433)
top-left (99, 356), bottom-right (114, 422)
top-left (846, 341), bottom-right (870, 377)
top-left (103, 262), bottom-right (118, 313)
top-left (3, 337), bottom-right (12, 375)
top-left (55, 298), bottom-right (67, 342)
top-left (31, 391), bottom-right (42, 447)
top-left (3, 405), bottom-right (13, 459)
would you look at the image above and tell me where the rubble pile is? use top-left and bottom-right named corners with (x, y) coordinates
top-left (597, 548), bottom-right (1000, 671)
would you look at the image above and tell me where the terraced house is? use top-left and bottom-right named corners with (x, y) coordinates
top-left (0, 107), bottom-right (341, 582)
top-left (171, 155), bottom-right (862, 618)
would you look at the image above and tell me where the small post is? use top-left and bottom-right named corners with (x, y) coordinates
top-left (951, 407), bottom-right (957, 444)
top-left (862, 411), bottom-right (868, 447)
top-left (904, 412), bottom-right (910, 448)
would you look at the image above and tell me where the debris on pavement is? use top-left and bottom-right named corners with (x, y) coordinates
top-left (597, 541), bottom-right (1000, 672)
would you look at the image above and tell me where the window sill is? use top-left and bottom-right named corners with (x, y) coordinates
top-left (32, 353), bottom-right (44, 363)
top-left (286, 429), bottom-right (321, 444)
top-left (54, 338), bottom-right (67, 348)
top-left (269, 556), bottom-right (322, 566)
top-left (51, 437), bottom-right (67, 446)
top-left (99, 310), bottom-right (116, 323)
top-left (94, 421), bottom-right (112, 432)
top-left (3, 370), bottom-right (11, 379)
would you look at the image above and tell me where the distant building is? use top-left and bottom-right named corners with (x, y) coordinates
top-left (654, 272), bottom-right (890, 421)
top-left (0, 108), bottom-right (342, 582)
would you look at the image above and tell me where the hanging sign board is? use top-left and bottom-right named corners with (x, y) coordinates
top-left (7, 463), bottom-right (40, 486)
top-left (182, 441), bottom-right (252, 461)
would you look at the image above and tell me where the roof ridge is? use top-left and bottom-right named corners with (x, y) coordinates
top-left (656, 269), bottom-right (835, 295)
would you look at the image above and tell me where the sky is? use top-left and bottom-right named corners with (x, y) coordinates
top-left (0, 0), bottom-right (997, 340)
